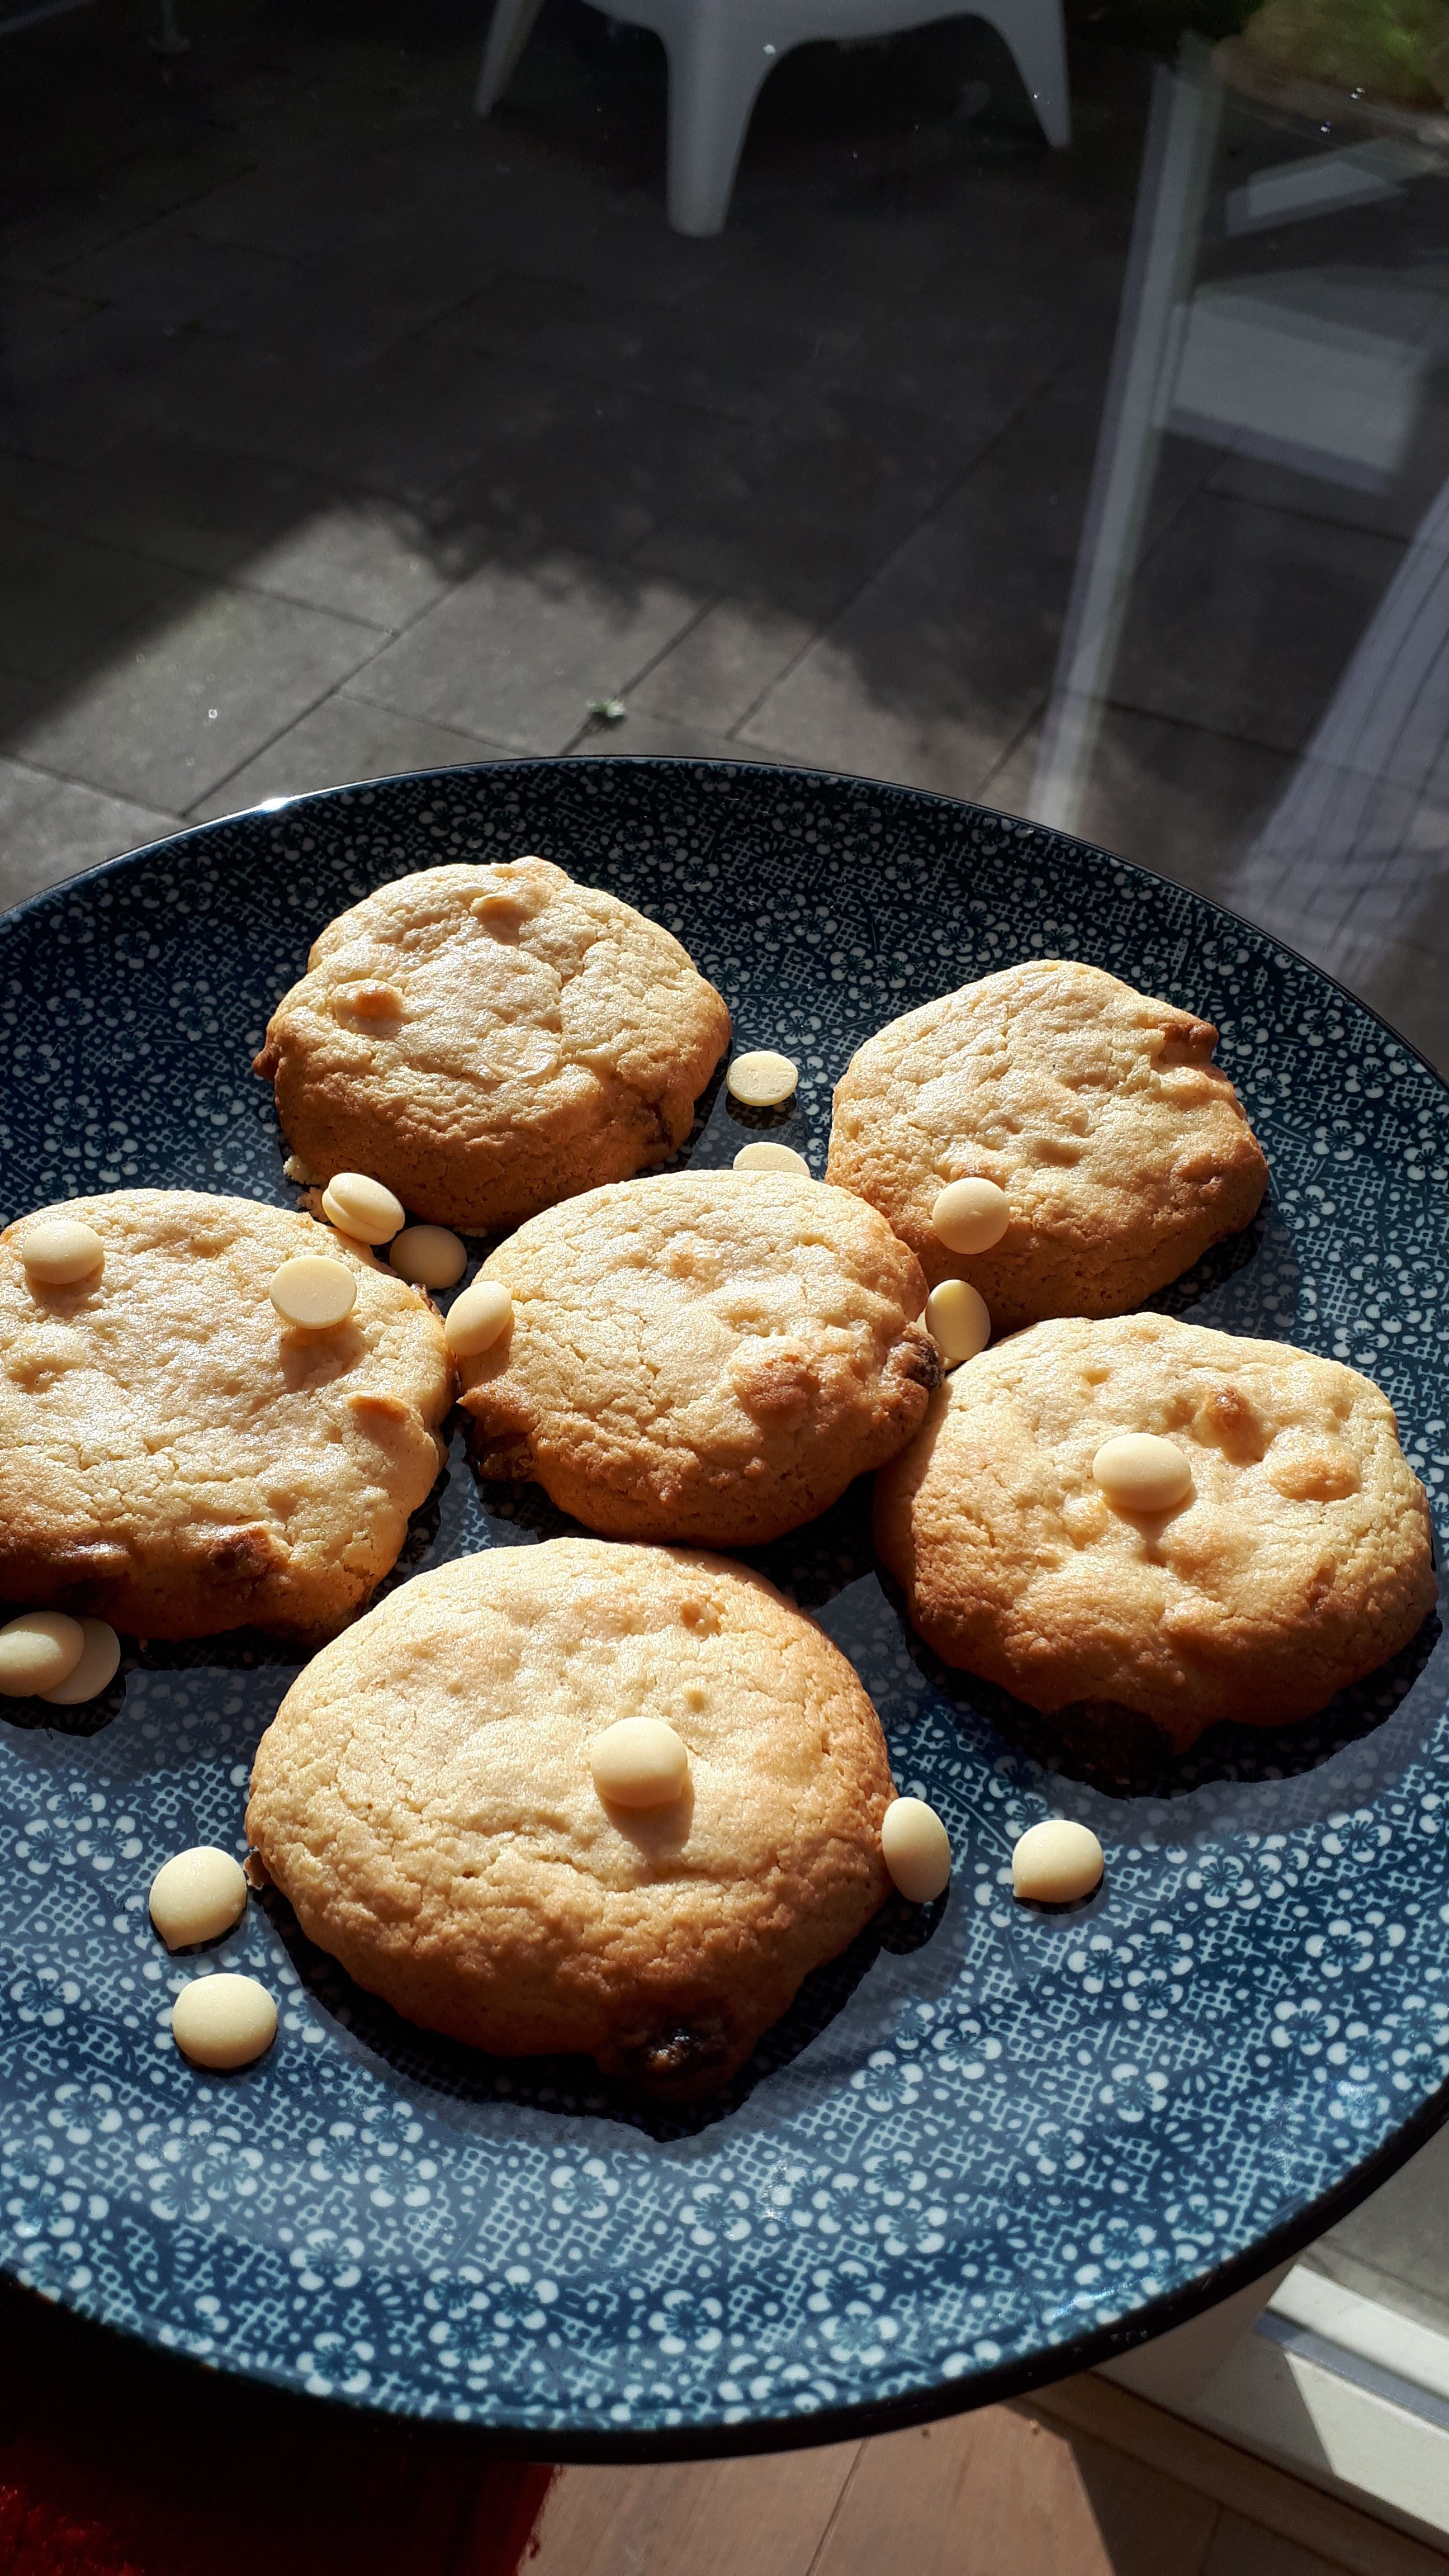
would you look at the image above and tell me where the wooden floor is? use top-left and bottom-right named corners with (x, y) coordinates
top-left (524, 2385), bottom-right (1448, 2576)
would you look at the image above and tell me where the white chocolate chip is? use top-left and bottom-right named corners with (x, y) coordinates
top-left (1012, 1817), bottom-right (1104, 1905)
top-left (924, 1278), bottom-right (990, 1367)
top-left (320, 1171), bottom-right (406, 1245)
top-left (18, 1218), bottom-right (105, 1286)
top-left (727, 1050), bottom-right (798, 1107)
top-left (39, 1617), bottom-right (121, 1706)
top-left (590, 1716), bottom-right (690, 1809)
top-left (171, 1973), bottom-right (277, 2071)
top-left (0, 1612), bottom-right (84, 1698)
top-left (269, 1253), bottom-right (357, 1330)
top-left (149, 1846), bottom-right (249, 1951)
top-left (930, 1177), bottom-right (1010, 1254)
top-left (390, 1224), bottom-right (467, 1290)
top-left (1092, 1432), bottom-right (1192, 1514)
top-left (444, 1278), bottom-right (512, 1359)
top-left (881, 1796), bottom-right (952, 1902)
top-left (733, 1142), bottom-right (810, 1176)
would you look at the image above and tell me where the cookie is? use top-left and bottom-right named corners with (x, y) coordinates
top-left (0, 1191), bottom-right (452, 1641)
top-left (245, 1538), bottom-right (894, 2094)
top-left (827, 960), bottom-right (1268, 1329)
top-left (875, 1313), bottom-right (1436, 1752)
top-left (254, 857), bottom-right (731, 1234)
top-left (458, 1170), bottom-right (941, 1546)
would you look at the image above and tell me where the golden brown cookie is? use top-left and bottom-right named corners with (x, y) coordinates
top-left (245, 1538), bottom-right (894, 2095)
top-left (875, 1312), bottom-right (1435, 1752)
top-left (458, 1169), bottom-right (940, 1546)
top-left (827, 960), bottom-right (1268, 1330)
top-left (0, 1191), bottom-right (452, 1641)
top-left (254, 857), bottom-right (731, 1233)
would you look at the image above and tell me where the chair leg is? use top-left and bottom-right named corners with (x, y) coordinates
top-left (663, 11), bottom-right (773, 235)
top-left (475, 0), bottom-right (546, 115)
top-left (979, 0), bottom-right (1071, 145)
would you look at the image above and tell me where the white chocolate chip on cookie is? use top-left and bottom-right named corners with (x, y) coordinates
top-left (320, 1172), bottom-right (406, 1245)
top-left (20, 1219), bottom-right (105, 1286)
top-left (590, 1716), bottom-right (690, 1810)
top-left (270, 1253), bottom-right (357, 1330)
top-left (924, 1277), bottom-right (991, 1367)
top-left (931, 1177), bottom-right (1009, 1255)
top-left (444, 1278), bottom-right (512, 1359)
top-left (1092, 1432), bottom-right (1192, 1514)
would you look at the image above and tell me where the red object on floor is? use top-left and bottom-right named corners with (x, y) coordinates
top-left (0, 2282), bottom-right (555, 2576)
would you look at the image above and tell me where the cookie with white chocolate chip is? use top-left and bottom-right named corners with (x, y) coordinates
top-left (254, 857), bottom-right (731, 1234)
top-left (458, 1169), bottom-right (941, 1546)
top-left (875, 1311), bottom-right (1434, 1753)
top-left (0, 1190), bottom-right (452, 1641)
top-left (827, 960), bottom-right (1268, 1330)
top-left (245, 1538), bottom-right (894, 2095)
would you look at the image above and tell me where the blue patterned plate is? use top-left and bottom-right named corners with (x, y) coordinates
top-left (1, 758), bottom-right (1446, 2456)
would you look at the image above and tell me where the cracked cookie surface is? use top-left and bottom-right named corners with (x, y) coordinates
top-left (245, 1538), bottom-right (894, 2095)
top-left (460, 1169), bottom-right (940, 1546)
top-left (254, 856), bottom-right (731, 1233)
top-left (0, 1190), bottom-right (452, 1641)
top-left (827, 959), bottom-right (1268, 1329)
top-left (875, 1311), bottom-right (1435, 1751)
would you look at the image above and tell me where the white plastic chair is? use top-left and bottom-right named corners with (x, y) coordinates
top-left (476, 0), bottom-right (1071, 236)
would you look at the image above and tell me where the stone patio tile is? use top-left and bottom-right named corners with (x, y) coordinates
top-left (737, 390), bottom-right (1106, 788)
top-left (52, 225), bottom-right (295, 332)
top-left (201, 233), bottom-right (507, 373)
top-left (8, 583), bottom-right (389, 811)
top-left (0, 306), bottom-right (186, 467)
top-left (349, 546), bottom-right (707, 754)
top-left (427, 273), bottom-right (864, 428)
top-left (0, 514), bottom-right (190, 686)
top-left (429, 372), bottom-right (737, 563)
top-left (0, 757), bottom-right (177, 911)
top-left (238, 500), bottom-right (467, 633)
top-left (0, 280), bottom-right (101, 354)
top-left (634, 387), bottom-right (1000, 622)
top-left (1111, 491), bottom-right (1407, 756)
top-left (188, 693), bottom-right (516, 823)
top-left (626, 599), bottom-right (817, 733)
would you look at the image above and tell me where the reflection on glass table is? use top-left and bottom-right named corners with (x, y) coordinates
top-left (1025, 33), bottom-right (1449, 1078)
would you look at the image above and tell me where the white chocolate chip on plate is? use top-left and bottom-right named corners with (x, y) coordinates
top-left (930, 1177), bottom-right (1010, 1255)
top-left (320, 1171), bottom-right (406, 1245)
top-left (924, 1278), bottom-right (990, 1367)
top-left (444, 1278), bottom-right (513, 1360)
top-left (1012, 1818), bottom-right (1104, 1905)
top-left (269, 1253), bottom-right (357, 1330)
top-left (727, 1050), bottom-right (798, 1108)
top-left (150, 1846), bottom-right (249, 1951)
top-left (39, 1616), bottom-right (121, 1706)
top-left (0, 1611), bottom-right (85, 1698)
top-left (591, 1717), bottom-right (690, 1810)
top-left (881, 1796), bottom-right (952, 1902)
top-left (18, 1218), bottom-right (105, 1286)
top-left (733, 1142), bottom-right (810, 1176)
top-left (1092, 1432), bottom-right (1192, 1514)
top-left (391, 1224), bottom-right (467, 1290)
top-left (171, 1974), bottom-right (278, 2071)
